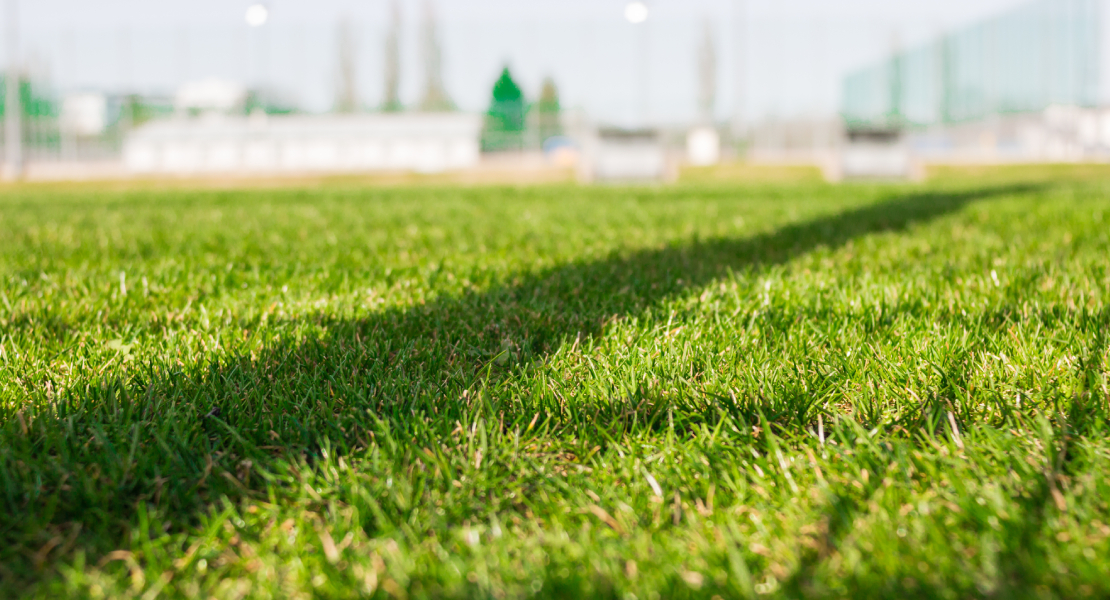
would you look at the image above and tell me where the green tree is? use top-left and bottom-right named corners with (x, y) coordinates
top-left (535, 77), bottom-right (561, 142)
top-left (488, 67), bottom-right (525, 131)
top-left (482, 67), bottom-right (525, 151)
top-left (0, 76), bottom-right (56, 118)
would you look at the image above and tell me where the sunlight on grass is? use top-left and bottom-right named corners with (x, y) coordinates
top-left (1, 168), bottom-right (1108, 598)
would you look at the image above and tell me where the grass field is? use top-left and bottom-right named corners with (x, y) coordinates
top-left (1, 166), bottom-right (1109, 598)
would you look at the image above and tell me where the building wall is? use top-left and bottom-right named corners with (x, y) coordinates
top-left (124, 113), bottom-right (482, 175)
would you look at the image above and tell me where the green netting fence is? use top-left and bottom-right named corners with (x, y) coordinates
top-left (843, 0), bottom-right (1101, 128)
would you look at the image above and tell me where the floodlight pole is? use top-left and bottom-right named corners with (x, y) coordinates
top-left (259, 22), bottom-right (269, 94)
top-left (637, 21), bottom-right (649, 126)
top-left (245, 6), bottom-right (270, 99)
top-left (731, 0), bottom-right (746, 149)
top-left (4, 0), bottom-right (22, 180)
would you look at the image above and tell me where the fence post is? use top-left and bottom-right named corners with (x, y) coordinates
top-left (4, 0), bottom-right (22, 180)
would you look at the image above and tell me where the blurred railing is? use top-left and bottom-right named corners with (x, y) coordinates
top-left (1, 118), bottom-right (127, 163)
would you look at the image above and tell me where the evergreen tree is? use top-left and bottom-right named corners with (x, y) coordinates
top-left (535, 77), bottom-right (561, 142)
top-left (489, 67), bottom-right (524, 131)
top-left (334, 18), bottom-right (359, 113)
top-left (482, 67), bottom-right (526, 151)
top-left (418, 0), bottom-right (454, 111)
top-left (382, 0), bottom-right (403, 112)
top-left (0, 76), bottom-right (56, 118)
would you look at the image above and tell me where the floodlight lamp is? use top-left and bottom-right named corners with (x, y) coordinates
top-left (245, 4), bottom-right (269, 27)
top-left (624, 2), bottom-right (649, 24)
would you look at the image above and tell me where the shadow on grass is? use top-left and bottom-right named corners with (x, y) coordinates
top-left (1, 182), bottom-right (1039, 580)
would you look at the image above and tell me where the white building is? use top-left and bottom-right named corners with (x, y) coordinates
top-left (123, 113), bottom-right (482, 175)
top-left (174, 79), bottom-right (248, 116)
top-left (907, 106), bottom-right (1110, 163)
top-left (60, 93), bottom-right (108, 136)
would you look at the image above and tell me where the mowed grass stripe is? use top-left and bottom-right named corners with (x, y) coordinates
top-left (0, 169), bottom-right (1108, 598)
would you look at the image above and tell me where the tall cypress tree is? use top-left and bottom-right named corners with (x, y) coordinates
top-left (489, 68), bottom-right (524, 131)
top-left (482, 67), bottom-right (525, 151)
top-left (535, 77), bottom-right (561, 143)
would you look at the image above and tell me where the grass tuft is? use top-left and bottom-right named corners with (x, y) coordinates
top-left (2, 167), bottom-right (1109, 598)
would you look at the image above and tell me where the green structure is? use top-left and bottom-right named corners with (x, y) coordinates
top-left (481, 67), bottom-right (527, 151)
top-left (535, 77), bottom-right (562, 144)
top-left (843, 0), bottom-right (1102, 128)
top-left (480, 69), bottom-right (565, 153)
top-left (0, 76), bottom-right (56, 119)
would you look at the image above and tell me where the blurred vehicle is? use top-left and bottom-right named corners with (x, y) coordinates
top-left (581, 127), bottom-right (670, 183)
top-left (836, 127), bottom-right (919, 181)
top-left (542, 135), bottom-right (579, 167)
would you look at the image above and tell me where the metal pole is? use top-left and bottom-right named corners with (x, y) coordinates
top-left (637, 21), bottom-right (649, 126)
top-left (5, 0), bottom-right (21, 179)
top-left (732, 0), bottom-right (746, 149)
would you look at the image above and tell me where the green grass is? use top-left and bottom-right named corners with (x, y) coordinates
top-left (1, 167), bottom-right (1109, 599)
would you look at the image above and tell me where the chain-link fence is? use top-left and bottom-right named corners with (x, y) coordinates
top-left (843, 0), bottom-right (1101, 129)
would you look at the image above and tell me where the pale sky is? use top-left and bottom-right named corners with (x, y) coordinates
top-left (8, 0), bottom-right (1028, 124)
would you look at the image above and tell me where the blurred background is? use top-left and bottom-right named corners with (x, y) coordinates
top-left (1, 0), bottom-right (1108, 181)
